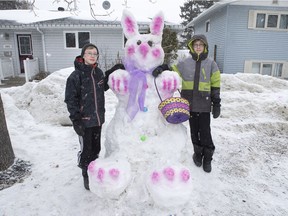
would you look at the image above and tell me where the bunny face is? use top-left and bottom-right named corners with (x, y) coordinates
top-left (121, 9), bottom-right (165, 71)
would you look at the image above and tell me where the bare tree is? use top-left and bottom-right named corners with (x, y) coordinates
top-left (0, 0), bottom-right (32, 10)
top-left (88, 0), bottom-right (114, 20)
top-left (27, 0), bottom-right (156, 21)
top-left (0, 94), bottom-right (15, 171)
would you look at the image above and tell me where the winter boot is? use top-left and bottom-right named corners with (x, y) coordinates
top-left (83, 177), bottom-right (89, 190)
top-left (203, 160), bottom-right (212, 173)
top-left (203, 148), bottom-right (214, 173)
top-left (82, 167), bottom-right (90, 190)
top-left (192, 144), bottom-right (203, 167)
top-left (192, 144), bottom-right (204, 167)
top-left (193, 153), bottom-right (202, 167)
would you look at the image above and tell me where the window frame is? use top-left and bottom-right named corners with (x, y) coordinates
top-left (246, 60), bottom-right (284, 77)
top-left (249, 10), bottom-right (288, 31)
top-left (63, 31), bottom-right (91, 49)
top-left (18, 35), bottom-right (33, 55)
top-left (205, 20), bottom-right (210, 32)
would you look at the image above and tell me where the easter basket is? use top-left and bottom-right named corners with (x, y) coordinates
top-left (154, 78), bottom-right (190, 124)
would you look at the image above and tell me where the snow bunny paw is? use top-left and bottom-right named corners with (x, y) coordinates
top-left (87, 158), bottom-right (132, 199)
top-left (108, 69), bottom-right (130, 95)
top-left (146, 164), bottom-right (192, 208)
top-left (155, 70), bottom-right (182, 98)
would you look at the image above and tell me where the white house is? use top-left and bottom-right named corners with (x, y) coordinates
top-left (0, 9), bottom-right (183, 81)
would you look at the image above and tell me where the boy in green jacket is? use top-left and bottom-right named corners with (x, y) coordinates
top-left (171, 34), bottom-right (221, 173)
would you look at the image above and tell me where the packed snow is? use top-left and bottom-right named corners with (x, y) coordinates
top-left (0, 67), bottom-right (287, 215)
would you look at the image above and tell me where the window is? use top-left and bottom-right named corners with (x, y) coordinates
top-left (267, 15), bottom-right (278, 28)
top-left (249, 10), bottom-right (288, 30)
top-left (248, 61), bottom-right (284, 77)
top-left (262, 63), bottom-right (272, 75)
top-left (18, 35), bottom-right (32, 55)
top-left (280, 15), bottom-right (288, 29)
top-left (65, 33), bottom-right (76, 48)
top-left (274, 63), bottom-right (283, 77)
top-left (252, 63), bottom-right (261, 74)
top-left (256, 14), bottom-right (265, 28)
top-left (272, 0), bottom-right (278, 4)
top-left (64, 31), bottom-right (90, 49)
top-left (205, 20), bottom-right (210, 32)
top-left (78, 32), bottom-right (90, 48)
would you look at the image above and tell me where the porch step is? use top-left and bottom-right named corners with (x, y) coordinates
top-left (0, 76), bottom-right (26, 88)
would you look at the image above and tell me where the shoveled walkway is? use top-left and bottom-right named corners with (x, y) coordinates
top-left (0, 76), bottom-right (26, 88)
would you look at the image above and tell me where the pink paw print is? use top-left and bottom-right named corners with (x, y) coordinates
top-left (87, 158), bottom-right (131, 199)
top-left (88, 165), bottom-right (121, 183)
top-left (146, 165), bottom-right (192, 208)
top-left (108, 69), bottom-right (130, 95)
top-left (151, 167), bottom-right (190, 184)
top-left (156, 71), bottom-right (181, 98)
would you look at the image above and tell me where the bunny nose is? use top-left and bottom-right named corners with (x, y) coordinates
top-left (139, 43), bottom-right (149, 57)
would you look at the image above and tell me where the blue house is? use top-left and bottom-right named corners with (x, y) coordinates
top-left (187, 0), bottom-right (288, 79)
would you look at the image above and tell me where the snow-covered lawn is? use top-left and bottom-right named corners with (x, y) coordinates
top-left (0, 69), bottom-right (287, 216)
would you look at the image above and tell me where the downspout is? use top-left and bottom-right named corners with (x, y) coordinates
top-left (36, 27), bottom-right (48, 72)
top-left (223, 5), bottom-right (230, 74)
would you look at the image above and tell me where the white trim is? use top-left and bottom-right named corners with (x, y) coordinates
top-left (282, 62), bottom-right (288, 78)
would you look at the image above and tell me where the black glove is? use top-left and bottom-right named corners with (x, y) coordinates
top-left (105, 63), bottom-right (125, 77)
top-left (152, 64), bottom-right (170, 77)
top-left (72, 119), bottom-right (85, 136)
top-left (212, 104), bottom-right (221, 119)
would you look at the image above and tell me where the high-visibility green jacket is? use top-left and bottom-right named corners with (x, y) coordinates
top-left (171, 35), bottom-right (221, 112)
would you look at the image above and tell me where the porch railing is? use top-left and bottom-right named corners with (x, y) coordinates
top-left (24, 58), bottom-right (39, 82)
top-left (0, 57), bottom-right (14, 84)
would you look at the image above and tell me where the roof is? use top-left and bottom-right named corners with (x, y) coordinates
top-left (0, 9), bottom-right (184, 30)
top-left (187, 0), bottom-right (288, 27)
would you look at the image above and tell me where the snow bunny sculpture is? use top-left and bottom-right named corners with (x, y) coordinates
top-left (105, 10), bottom-right (187, 161)
top-left (88, 10), bottom-right (192, 208)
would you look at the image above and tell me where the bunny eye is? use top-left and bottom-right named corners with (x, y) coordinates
top-left (148, 41), bottom-right (154, 47)
top-left (137, 40), bottom-right (142, 45)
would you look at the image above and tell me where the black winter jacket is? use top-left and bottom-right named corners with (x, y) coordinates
top-left (65, 56), bottom-right (106, 128)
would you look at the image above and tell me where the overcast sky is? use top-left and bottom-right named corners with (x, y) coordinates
top-left (33, 0), bottom-right (186, 23)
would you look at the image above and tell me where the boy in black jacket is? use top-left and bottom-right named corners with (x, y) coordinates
top-left (65, 43), bottom-right (123, 190)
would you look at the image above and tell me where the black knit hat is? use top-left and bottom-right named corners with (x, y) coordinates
top-left (81, 43), bottom-right (99, 58)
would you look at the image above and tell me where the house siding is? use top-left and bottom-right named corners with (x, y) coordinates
top-left (0, 29), bottom-right (18, 75)
top-left (225, 5), bottom-right (288, 74)
top-left (41, 28), bottom-right (124, 73)
top-left (193, 6), bottom-right (228, 74)
top-left (31, 30), bottom-right (44, 72)
top-left (225, 5), bottom-right (251, 74)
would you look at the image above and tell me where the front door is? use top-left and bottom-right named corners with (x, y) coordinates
top-left (17, 34), bottom-right (33, 73)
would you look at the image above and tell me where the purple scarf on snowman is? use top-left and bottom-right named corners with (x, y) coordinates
top-left (124, 59), bottom-right (155, 120)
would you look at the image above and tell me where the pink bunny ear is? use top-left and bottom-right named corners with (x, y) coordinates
top-left (150, 11), bottom-right (164, 36)
top-left (121, 9), bottom-right (139, 39)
